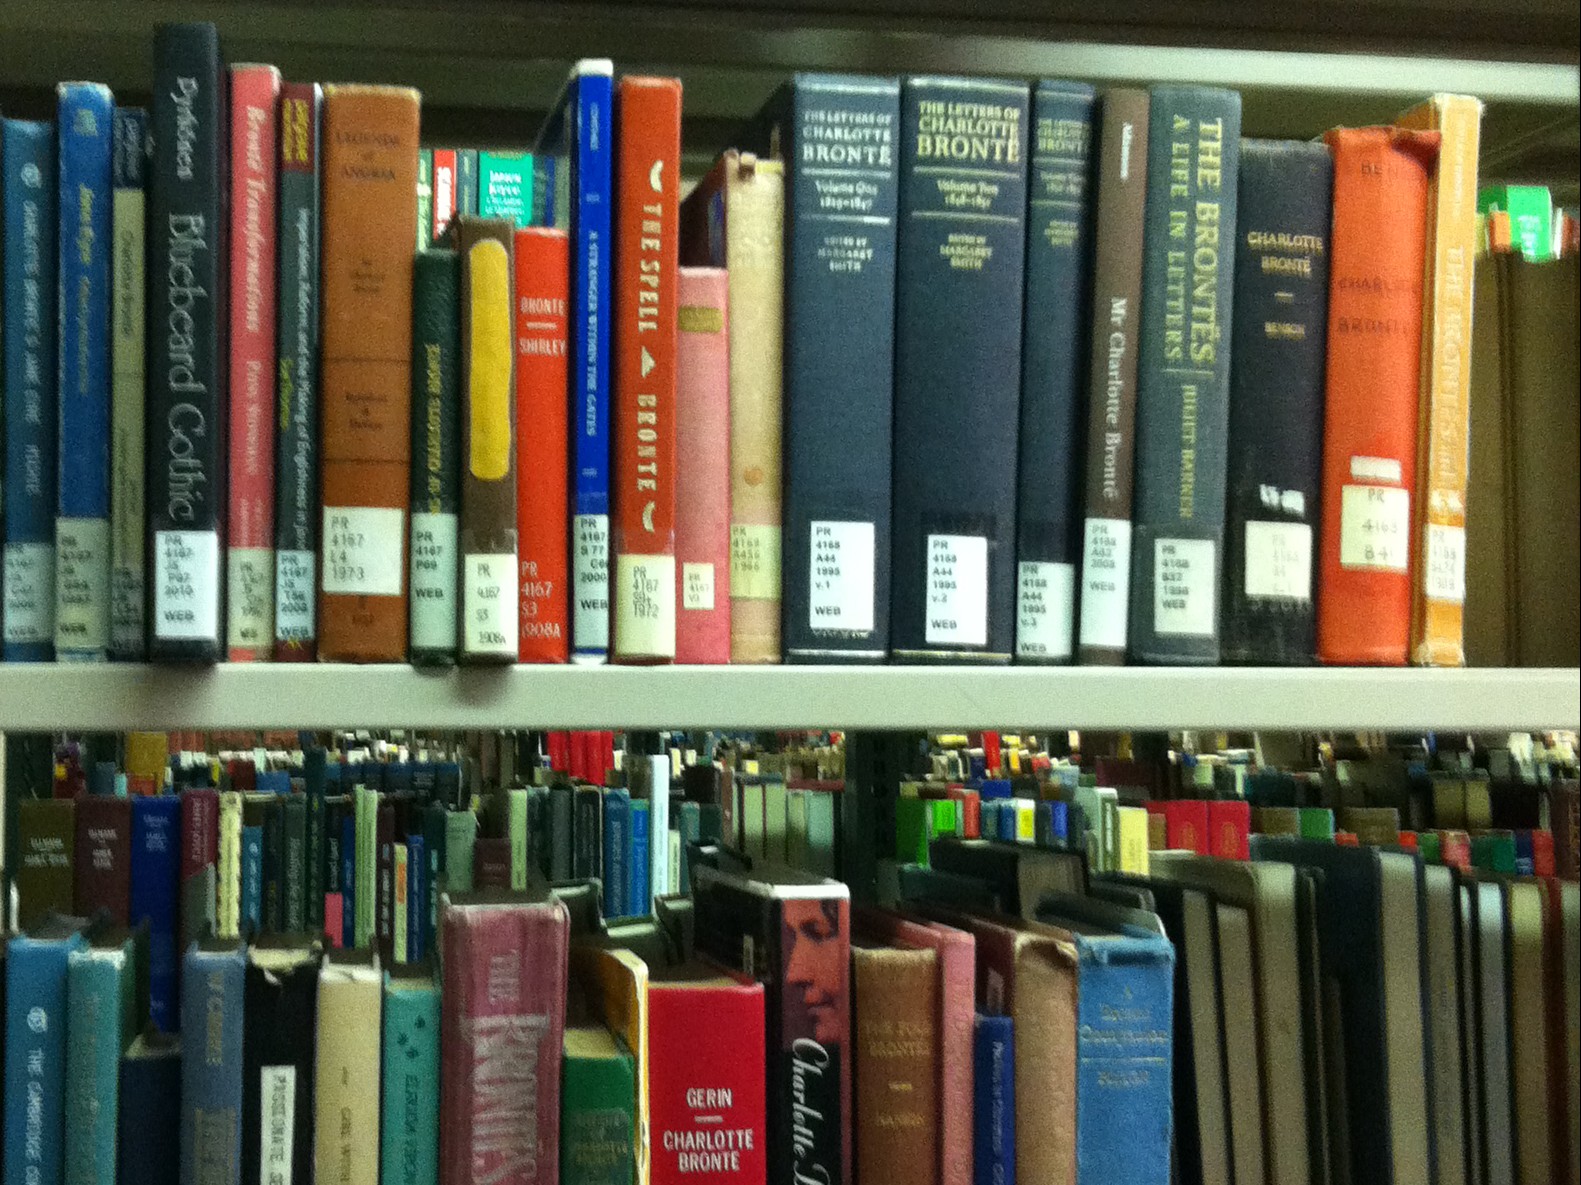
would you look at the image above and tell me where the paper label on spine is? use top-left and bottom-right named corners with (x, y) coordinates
top-left (1153, 538), bottom-right (1216, 637)
top-left (1425, 523), bottom-right (1466, 603)
top-left (463, 553), bottom-right (519, 656)
top-left (55, 517), bottom-right (110, 653)
top-left (573, 513), bottom-right (610, 654)
top-left (111, 568), bottom-right (144, 655)
top-left (809, 520), bottom-right (875, 633)
top-left (1339, 485), bottom-right (1410, 572)
top-left (1016, 561), bottom-right (1075, 659)
top-left (154, 530), bottom-right (219, 640)
top-left (731, 523), bottom-right (781, 601)
top-left (925, 534), bottom-right (988, 647)
top-left (4, 542), bottom-right (55, 645)
top-left (615, 553), bottom-right (677, 658)
top-left (1079, 517), bottom-right (1131, 649)
top-left (227, 547), bottom-right (275, 651)
top-left (1243, 521), bottom-right (1312, 601)
top-left (275, 549), bottom-right (316, 643)
top-left (322, 506), bottom-right (405, 595)
top-left (260, 1064), bottom-right (297, 1178)
top-left (409, 512), bottom-right (458, 650)
top-left (682, 562), bottom-right (715, 611)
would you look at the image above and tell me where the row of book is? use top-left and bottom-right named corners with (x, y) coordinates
top-left (2, 20), bottom-right (1494, 668)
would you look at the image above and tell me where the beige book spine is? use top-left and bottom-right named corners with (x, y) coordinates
top-left (315, 958), bottom-right (383, 1185)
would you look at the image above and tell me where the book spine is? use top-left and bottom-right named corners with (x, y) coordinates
top-left (407, 832), bottom-right (426, 959)
top-left (409, 248), bottom-right (462, 664)
top-left (110, 107), bottom-right (150, 659)
top-left (562, 1035), bottom-right (637, 1185)
top-left (314, 964), bottom-right (382, 1185)
top-left (62, 951), bottom-right (123, 1182)
top-left (305, 748), bottom-right (326, 934)
top-left (382, 979), bottom-right (441, 1185)
top-left (628, 801), bottom-right (650, 917)
top-left (241, 958), bottom-right (317, 1185)
top-left (317, 85), bottom-right (420, 661)
top-left (148, 23), bottom-right (225, 661)
top-left (574, 789), bottom-right (602, 882)
top-left (1316, 127), bottom-right (1438, 665)
top-left (73, 794), bottom-right (131, 924)
top-left (971, 1014), bottom-right (1015, 1185)
top-left (673, 267), bottom-right (732, 664)
top-left (457, 150), bottom-right (479, 216)
top-left (55, 81), bottom-right (116, 662)
top-left (612, 77), bottom-right (682, 663)
top-left (431, 149), bottom-right (458, 241)
top-left (1126, 86), bottom-right (1242, 664)
top-left (852, 947), bottom-right (939, 1181)
top-left (217, 789), bottom-right (242, 939)
top-left (416, 148), bottom-right (433, 248)
top-left (274, 81), bottom-right (322, 661)
top-left (479, 151), bottom-right (534, 228)
top-left (180, 788), bottom-right (219, 952)
top-left (180, 945), bottom-right (245, 1185)
top-left (456, 217), bottom-right (520, 662)
top-left (4, 936), bottom-right (80, 1185)
top-left (514, 228), bottom-right (572, 662)
top-left (226, 64), bottom-right (281, 660)
top-left (602, 790), bottom-right (630, 919)
top-left (1015, 81), bottom-right (1096, 664)
top-left (118, 1043), bottom-right (182, 1185)
top-left (240, 823), bottom-right (262, 935)
top-left (443, 808), bottom-right (476, 893)
top-left (283, 797), bottom-right (307, 930)
top-left (891, 77), bottom-right (1030, 663)
top-left (130, 795), bottom-right (181, 1030)
top-left (1220, 139), bottom-right (1333, 664)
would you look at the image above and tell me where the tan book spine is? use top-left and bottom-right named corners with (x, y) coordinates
top-left (1508, 881), bottom-right (1553, 1184)
top-left (1397, 94), bottom-right (1483, 666)
top-left (853, 945), bottom-right (939, 1184)
top-left (315, 955), bottom-right (383, 1185)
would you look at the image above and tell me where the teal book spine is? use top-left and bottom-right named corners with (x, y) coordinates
top-left (65, 942), bottom-right (132, 1185)
top-left (479, 151), bottom-right (534, 228)
top-left (380, 971), bottom-right (440, 1185)
top-left (5, 929), bottom-right (87, 1185)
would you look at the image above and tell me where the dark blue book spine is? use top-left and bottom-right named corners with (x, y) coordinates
top-left (240, 824), bottom-right (263, 935)
top-left (147, 22), bottom-right (225, 662)
top-left (628, 800), bottom-right (650, 918)
top-left (973, 1012), bottom-right (1015, 1185)
top-left (602, 788), bottom-right (630, 918)
top-left (118, 1042), bottom-right (182, 1185)
top-left (407, 830), bottom-right (426, 960)
top-left (130, 794), bottom-right (181, 1031)
top-left (891, 77), bottom-right (1030, 662)
top-left (1126, 87), bottom-right (1242, 664)
top-left (340, 814), bottom-right (356, 947)
top-left (1014, 82), bottom-right (1096, 663)
top-left (1221, 140), bottom-right (1332, 664)
top-left (5, 932), bottom-right (85, 1185)
top-left (179, 944), bottom-right (244, 1184)
top-left (2, 119), bottom-right (59, 660)
top-left (765, 74), bottom-right (900, 661)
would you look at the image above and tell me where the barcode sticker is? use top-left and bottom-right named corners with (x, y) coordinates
top-left (1079, 517), bottom-right (1131, 650)
top-left (731, 523), bottom-right (781, 601)
top-left (573, 513), bottom-right (610, 654)
top-left (1153, 538), bottom-right (1216, 637)
top-left (1243, 521), bottom-right (1312, 601)
top-left (1339, 485), bottom-right (1409, 572)
top-left (409, 511), bottom-right (458, 650)
top-left (1016, 560), bottom-right (1075, 660)
top-left (227, 547), bottom-right (274, 651)
top-left (275, 549), bottom-right (316, 644)
top-left (682, 562), bottom-right (715, 611)
top-left (55, 517), bottom-right (110, 653)
top-left (154, 529), bottom-right (219, 641)
top-left (463, 553), bottom-right (519, 656)
top-left (322, 506), bottom-right (405, 595)
top-left (4, 542), bottom-right (55, 645)
top-left (1425, 523), bottom-right (1466, 603)
top-left (808, 520), bottom-right (875, 633)
top-left (925, 534), bottom-right (988, 647)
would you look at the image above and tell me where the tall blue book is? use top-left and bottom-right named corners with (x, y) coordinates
top-left (751, 74), bottom-right (901, 662)
top-left (55, 82), bottom-right (116, 662)
top-left (381, 966), bottom-right (440, 1185)
top-left (5, 919), bottom-right (87, 1185)
top-left (534, 59), bottom-right (614, 663)
top-left (890, 77), bottom-right (1031, 663)
top-left (1125, 87), bottom-right (1242, 664)
top-left (1015, 82), bottom-right (1096, 664)
top-left (130, 794), bottom-right (180, 1031)
top-left (65, 930), bottom-right (136, 1185)
top-left (180, 941), bottom-right (245, 1185)
top-left (973, 1012), bottom-right (1015, 1185)
top-left (119, 1029), bottom-right (182, 1185)
top-left (2, 119), bottom-right (58, 660)
top-left (628, 799), bottom-right (650, 918)
top-left (603, 787), bottom-right (631, 919)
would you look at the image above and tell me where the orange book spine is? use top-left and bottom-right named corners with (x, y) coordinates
top-left (611, 76), bottom-right (683, 663)
top-left (1316, 126), bottom-right (1440, 665)
top-left (317, 86), bottom-right (421, 662)
top-left (515, 227), bottom-right (572, 663)
top-left (1396, 95), bottom-right (1483, 667)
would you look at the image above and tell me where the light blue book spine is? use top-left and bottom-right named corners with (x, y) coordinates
top-left (628, 799), bottom-right (650, 918)
top-left (65, 943), bottom-right (129, 1185)
top-left (602, 788), bottom-right (630, 918)
top-left (240, 824), bottom-right (263, 937)
top-left (3, 119), bottom-right (60, 660)
top-left (179, 943), bottom-right (244, 1185)
top-left (5, 930), bottom-right (86, 1185)
top-left (380, 974), bottom-right (440, 1185)
top-left (54, 83), bottom-right (116, 661)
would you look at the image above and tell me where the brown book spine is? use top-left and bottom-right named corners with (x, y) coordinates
top-left (318, 85), bottom-right (421, 661)
top-left (17, 798), bottom-right (77, 930)
top-left (73, 794), bottom-right (132, 924)
top-left (853, 945), bottom-right (940, 1185)
top-left (456, 216), bottom-right (519, 662)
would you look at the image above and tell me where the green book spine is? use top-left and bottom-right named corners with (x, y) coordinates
top-left (508, 787), bottom-right (529, 891)
top-left (444, 808), bottom-right (477, 894)
top-left (380, 970), bottom-right (440, 1185)
top-left (930, 799), bottom-right (958, 840)
top-left (1297, 807), bottom-right (1335, 841)
top-left (64, 940), bottom-right (133, 1185)
top-left (1470, 832), bottom-right (1516, 874)
top-left (895, 798), bottom-right (932, 865)
top-left (561, 1030), bottom-right (637, 1185)
top-left (478, 151), bottom-right (534, 229)
top-left (416, 148), bottom-right (433, 249)
top-left (1417, 832), bottom-right (1442, 865)
top-left (355, 786), bottom-right (378, 947)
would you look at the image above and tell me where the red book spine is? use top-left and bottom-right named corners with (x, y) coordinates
top-left (226, 64), bottom-right (282, 660)
top-left (611, 76), bottom-right (683, 663)
top-left (432, 148), bottom-right (459, 241)
top-left (1162, 800), bottom-right (1210, 854)
top-left (1206, 800), bottom-right (1250, 860)
top-left (439, 897), bottom-right (570, 1185)
top-left (649, 975), bottom-right (768, 1185)
top-left (1531, 830), bottom-right (1555, 878)
top-left (1317, 127), bottom-right (1440, 664)
top-left (1436, 829), bottom-right (1471, 869)
top-left (73, 795), bottom-right (132, 924)
top-left (515, 227), bottom-right (571, 662)
top-left (674, 267), bottom-right (732, 663)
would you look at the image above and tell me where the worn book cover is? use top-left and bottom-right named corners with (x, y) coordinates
top-left (242, 939), bottom-right (318, 1184)
top-left (181, 941), bottom-right (246, 1185)
top-left (110, 106), bottom-right (150, 659)
top-left (5, 920), bottom-right (87, 1185)
top-left (852, 942), bottom-right (939, 1183)
top-left (315, 949), bottom-right (381, 1185)
top-left (562, 1022), bottom-right (637, 1185)
top-left (18, 797), bottom-right (77, 930)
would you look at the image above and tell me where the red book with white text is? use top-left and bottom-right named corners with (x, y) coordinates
top-left (675, 267), bottom-right (732, 663)
top-left (611, 76), bottom-right (682, 663)
top-left (227, 64), bottom-right (281, 660)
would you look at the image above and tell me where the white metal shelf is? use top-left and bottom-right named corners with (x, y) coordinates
top-left (0, 664), bottom-right (1574, 731)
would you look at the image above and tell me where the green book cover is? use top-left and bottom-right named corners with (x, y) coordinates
top-left (1416, 831), bottom-right (1442, 865)
top-left (444, 807), bottom-right (477, 894)
top-left (508, 787), bottom-right (529, 891)
top-left (1471, 831), bottom-right (1516, 874)
top-left (416, 148), bottom-right (434, 249)
top-left (381, 967), bottom-right (440, 1185)
top-left (561, 1024), bottom-right (636, 1185)
top-left (895, 797), bottom-right (933, 865)
top-left (479, 151), bottom-right (534, 228)
top-left (929, 798), bottom-right (958, 840)
top-left (1297, 807), bottom-right (1335, 841)
top-left (355, 786), bottom-right (378, 947)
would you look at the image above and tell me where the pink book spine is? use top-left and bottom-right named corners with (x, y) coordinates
top-left (439, 897), bottom-right (570, 1185)
top-left (674, 267), bottom-right (732, 663)
top-left (226, 64), bottom-right (282, 660)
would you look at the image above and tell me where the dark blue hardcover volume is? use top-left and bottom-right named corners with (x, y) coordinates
top-left (2, 119), bottom-right (59, 661)
top-left (754, 74), bottom-right (900, 662)
top-left (1015, 81), bottom-right (1096, 664)
top-left (1126, 87), bottom-right (1241, 664)
top-left (130, 794), bottom-right (181, 1031)
top-left (118, 1033), bottom-right (182, 1185)
top-left (973, 1012), bottom-right (1015, 1185)
top-left (407, 830), bottom-right (426, 959)
top-left (1221, 140), bottom-right (1332, 664)
top-left (891, 77), bottom-right (1031, 663)
top-left (147, 22), bottom-right (225, 662)
top-left (603, 787), bottom-right (631, 919)
top-left (629, 799), bottom-right (650, 918)
top-left (5, 926), bottom-right (86, 1185)
top-left (180, 942), bottom-right (244, 1183)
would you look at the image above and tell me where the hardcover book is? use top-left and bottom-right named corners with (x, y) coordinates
top-left (891, 77), bottom-right (1030, 663)
top-left (74, 793), bottom-right (132, 924)
top-left (181, 941), bottom-right (246, 1185)
top-left (17, 797), bottom-right (76, 930)
top-left (241, 940), bottom-right (318, 1185)
top-left (569, 944), bottom-right (652, 1183)
top-left (971, 1013), bottom-right (1014, 1185)
top-left (382, 964), bottom-right (441, 1185)
top-left (5, 920), bottom-right (86, 1185)
top-left (852, 942), bottom-right (939, 1183)
top-left (181, 787), bottom-right (220, 952)
top-left (119, 1030), bottom-right (182, 1185)
top-left (1126, 86), bottom-right (1242, 664)
top-left (562, 1023), bottom-right (638, 1185)
top-left (479, 151), bottom-right (535, 227)
top-left (110, 106), bottom-right (149, 659)
top-left (409, 248), bottom-right (461, 663)
top-left (130, 794), bottom-right (181, 1030)
top-left (315, 950), bottom-right (382, 1185)
top-left (673, 267), bottom-right (731, 663)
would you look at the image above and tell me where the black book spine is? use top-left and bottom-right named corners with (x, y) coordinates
top-left (1014, 81), bottom-right (1096, 663)
top-left (1221, 140), bottom-right (1332, 664)
top-left (241, 956), bottom-right (317, 1184)
top-left (891, 77), bottom-right (1030, 662)
top-left (526, 786), bottom-right (550, 878)
top-left (409, 249), bottom-right (462, 664)
top-left (574, 787), bottom-right (602, 880)
top-left (548, 782), bottom-right (573, 881)
top-left (147, 21), bottom-right (226, 661)
top-left (282, 797), bottom-right (307, 931)
top-left (1126, 86), bottom-right (1241, 664)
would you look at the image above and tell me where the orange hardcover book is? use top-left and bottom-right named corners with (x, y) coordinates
top-left (318, 85), bottom-right (421, 661)
top-left (1316, 126), bottom-right (1440, 665)
top-left (515, 227), bottom-right (572, 663)
top-left (611, 76), bottom-right (682, 663)
top-left (1395, 95), bottom-right (1483, 667)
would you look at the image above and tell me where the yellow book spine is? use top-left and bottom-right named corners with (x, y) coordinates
top-left (315, 960), bottom-right (383, 1185)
